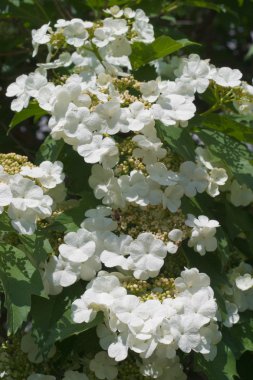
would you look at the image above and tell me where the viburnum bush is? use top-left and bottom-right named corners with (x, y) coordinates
top-left (1, 4), bottom-right (253, 380)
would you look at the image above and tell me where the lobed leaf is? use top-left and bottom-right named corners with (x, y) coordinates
top-left (130, 35), bottom-right (197, 70)
top-left (0, 243), bottom-right (43, 334)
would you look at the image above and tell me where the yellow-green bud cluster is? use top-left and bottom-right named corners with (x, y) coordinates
top-left (0, 336), bottom-right (35, 379)
top-left (122, 278), bottom-right (150, 296)
top-left (140, 275), bottom-right (176, 302)
top-left (53, 75), bottom-right (68, 85)
top-left (122, 275), bottom-right (176, 302)
top-left (48, 230), bottom-right (64, 253)
top-left (161, 150), bottom-right (183, 172)
top-left (115, 139), bottom-right (146, 176)
top-left (113, 204), bottom-right (189, 242)
top-left (0, 153), bottom-right (32, 175)
top-left (50, 32), bottom-right (67, 50)
top-left (120, 90), bottom-right (140, 107)
top-left (117, 356), bottom-right (149, 380)
top-left (163, 251), bottom-right (188, 278)
top-left (112, 76), bottom-right (139, 92)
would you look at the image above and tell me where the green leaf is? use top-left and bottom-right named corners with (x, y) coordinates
top-left (195, 342), bottom-right (238, 380)
top-left (184, 0), bottom-right (227, 12)
top-left (9, 102), bottom-right (47, 131)
top-left (245, 43), bottom-right (253, 60)
top-left (46, 196), bottom-right (98, 233)
top-left (196, 129), bottom-right (253, 188)
top-left (35, 135), bottom-right (65, 164)
top-left (156, 123), bottom-right (196, 161)
top-left (223, 202), bottom-right (253, 254)
top-left (60, 144), bottom-right (92, 195)
top-left (222, 313), bottom-right (253, 359)
top-left (0, 243), bottom-right (43, 334)
top-left (19, 231), bottom-right (53, 268)
top-left (0, 212), bottom-right (13, 232)
top-left (189, 114), bottom-right (253, 144)
top-left (130, 35), bottom-right (197, 70)
top-left (31, 284), bottom-right (102, 356)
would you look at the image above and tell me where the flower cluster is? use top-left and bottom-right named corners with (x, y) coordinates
top-left (4, 4), bottom-right (253, 380)
top-left (72, 268), bottom-right (220, 370)
top-left (0, 154), bottom-right (65, 234)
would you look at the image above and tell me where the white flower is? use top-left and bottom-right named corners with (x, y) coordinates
top-left (93, 18), bottom-right (128, 47)
top-left (36, 82), bottom-right (56, 112)
top-left (109, 36), bottom-right (132, 57)
top-left (198, 323), bottom-right (221, 360)
top-left (140, 80), bottom-right (160, 102)
top-left (132, 20), bottom-right (154, 44)
top-left (0, 183), bottom-right (12, 208)
top-left (94, 101), bottom-right (129, 135)
top-left (235, 273), bottom-right (253, 291)
top-left (24, 70), bottom-right (48, 98)
top-left (79, 255), bottom-right (102, 282)
top-left (118, 170), bottom-right (149, 206)
top-left (21, 332), bottom-right (55, 363)
top-left (144, 178), bottom-right (163, 205)
top-left (175, 54), bottom-right (212, 94)
top-left (132, 134), bottom-right (167, 165)
top-left (77, 134), bottom-right (118, 168)
top-left (21, 161), bottom-right (65, 189)
top-left (89, 351), bottom-right (118, 380)
top-left (167, 229), bottom-right (184, 254)
top-left (72, 294), bottom-right (97, 323)
top-left (181, 288), bottom-right (217, 324)
top-left (38, 52), bottom-right (72, 70)
top-left (126, 101), bottom-right (154, 132)
top-left (9, 175), bottom-right (52, 214)
top-left (88, 165), bottom-right (123, 207)
top-left (185, 214), bottom-right (220, 255)
top-left (103, 18), bottom-right (128, 36)
top-left (142, 356), bottom-right (186, 380)
top-left (227, 263), bottom-right (253, 312)
top-left (27, 375), bottom-right (56, 380)
top-left (162, 184), bottom-right (184, 212)
top-left (152, 95), bottom-right (196, 126)
top-left (128, 233), bottom-right (167, 279)
top-left (168, 314), bottom-right (202, 353)
top-left (6, 70), bottom-right (47, 112)
top-left (81, 206), bottom-right (117, 232)
top-left (6, 74), bottom-right (30, 112)
top-left (55, 19), bottom-right (91, 47)
top-left (107, 335), bottom-right (129, 362)
top-left (7, 206), bottom-right (38, 235)
top-left (179, 161), bottom-right (209, 197)
top-left (50, 104), bottom-right (92, 145)
top-left (229, 179), bottom-right (253, 206)
top-left (72, 274), bottom-right (127, 323)
top-left (62, 370), bottom-right (89, 380)
top-left (223, 301), bottom-right (240, 327)
top-left (212, 67), bottom-right (242, 87)
top-left (43, 255), bottom-right (80, 294)
top-left (32, 23), bottom-right (51, 57)
top-left (59, 228), bottom-right (97, 263)
top-left (124, 8), bottom-right (136, 18)
top-left (207, 167), bottom-right (228, 197)
top-left (105, 5), bottom-right (124, 18)
top-left (100, 232), bottom-right (133, 270)
top-left (147, 163), bottom-right (179, 186)
top-left (174, 268), bottom-right (211, 294)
